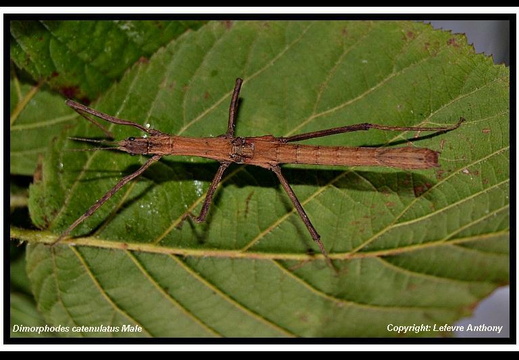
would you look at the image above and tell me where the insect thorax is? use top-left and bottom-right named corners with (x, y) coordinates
top-left (230, 137), bottom-right (255, 164)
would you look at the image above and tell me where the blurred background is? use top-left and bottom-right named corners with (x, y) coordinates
top-left (428, 20), bottom-right (510, 65)
top-left (426, 20), bottom-right (510, 338)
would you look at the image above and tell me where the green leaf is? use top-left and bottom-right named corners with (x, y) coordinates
top-left (10, 20), bottom-right (205, 101)
top-left (10, 292), bottom-right (57, 338)
top-left (11, 244), bottom-right (54, 338)
top-left (10, 80), bottom-right (77, 176)
top-left (10, 20), bottom-right (205, 175)
top-left (20, 20), bottom-right (508, 337)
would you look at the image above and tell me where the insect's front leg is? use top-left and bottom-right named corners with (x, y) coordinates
top-left (52, 154), bottom-right (162, 245)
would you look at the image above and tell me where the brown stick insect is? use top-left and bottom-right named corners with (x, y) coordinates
top-left (53, 78), bottom-right (463, 264)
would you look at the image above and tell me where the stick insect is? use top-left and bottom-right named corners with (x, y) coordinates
top-left (53, 78), bottom-right (463, 264)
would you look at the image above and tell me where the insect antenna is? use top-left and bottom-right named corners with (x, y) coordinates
top-left (66, 136), bottom-right (121, 152)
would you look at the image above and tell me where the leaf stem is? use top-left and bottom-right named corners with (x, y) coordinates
top-left (10, 227), bottom-right (508, 262)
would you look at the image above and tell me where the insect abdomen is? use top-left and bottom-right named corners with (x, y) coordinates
top-left (271, 144), bottom-right (439, 170)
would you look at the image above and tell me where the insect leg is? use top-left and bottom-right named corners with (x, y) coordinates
top-left (52, 154), bottom-right (162, 245)
top-left (66, 101), bottom-right (115, 139)
top-left (192, 161), bottom-right (231, 223)
top-left (270, 166), bottom-right (333, 267)
top-left (226, 78), bottom-right (243, 137)
top-left (66, 100), bottom-right (152, 134)
top-left (280, 117), bottom-right (465, 143)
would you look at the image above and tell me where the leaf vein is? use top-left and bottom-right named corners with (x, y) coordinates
top-left (167, 255), bottom-right (295, 336)
top-left (71, 247), bottom-right (152, 336)
top-left (348, 145), bottom-right (509, 255)
top-left (126, 252), bottom-right (222, 337)
top-left (176, 22), bottom-right (314, 136)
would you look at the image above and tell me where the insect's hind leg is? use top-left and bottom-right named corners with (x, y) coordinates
top-left (270, 166), bottom-right (334, 268)
top-left (280, 117), bottom-right (465, 143)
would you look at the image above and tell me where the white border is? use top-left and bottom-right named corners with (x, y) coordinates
top-left (1, 7), bottom-right (519, 14)
top-left (3, 6), bottom-right (516, 352)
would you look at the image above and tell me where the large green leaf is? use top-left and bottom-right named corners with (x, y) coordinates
top-left (10, 20), bottom-right (205, 176)
top-left (14, 20), bottom-right (509, 337)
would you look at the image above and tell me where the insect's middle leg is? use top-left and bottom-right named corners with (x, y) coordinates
top-left (225, 78), bottom-right (243, 137)
top-left (191, 161), bottom-right (231, 223)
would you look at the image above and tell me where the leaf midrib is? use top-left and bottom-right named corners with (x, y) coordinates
top-left (13, 227), bottom-right (508, 261)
